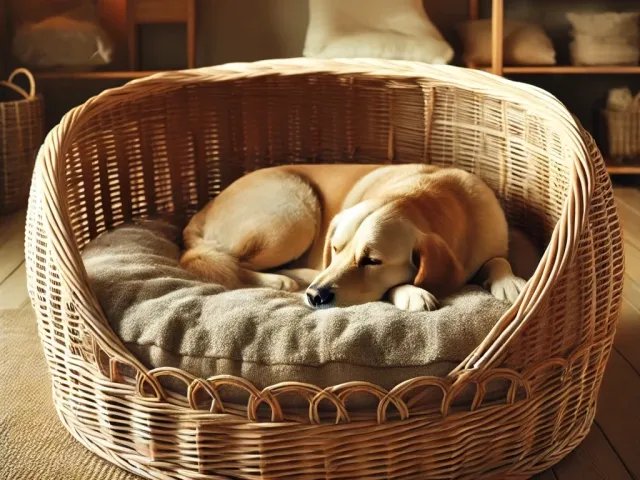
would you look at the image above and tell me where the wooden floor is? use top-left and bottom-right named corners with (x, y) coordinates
top-left (1, 184), bottom-right (639, 479)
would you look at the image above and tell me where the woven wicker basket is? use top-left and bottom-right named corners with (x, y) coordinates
top-left (25, 59), bottom-right (624, 479)
top-left (0, 68), bottom-right (44, 215)
top-left (603, 108), bottom-right (640, 159)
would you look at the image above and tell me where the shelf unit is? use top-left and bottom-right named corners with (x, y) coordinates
top-left (478, 66), bottom-right (640, 75)
top-left (470, 0), bottom-right (640, 175)
top-left (606, 163), bottom-right (640, 174)
top-left (0, 0), bottom-right (8, 78)
top-left (2, 0), bottom-right (198, 130)
top-left (10, 0), bottom-right (197, 83)
top-left (127, 0), bottom-right (196, 71)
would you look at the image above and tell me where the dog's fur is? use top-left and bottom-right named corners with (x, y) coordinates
top-left (180, 164), bottom-right (526, 311)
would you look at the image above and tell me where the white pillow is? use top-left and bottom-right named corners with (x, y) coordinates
top-left (303, 0), bottom-right (454, 64)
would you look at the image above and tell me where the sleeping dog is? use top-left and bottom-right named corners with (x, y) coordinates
top-left (180, 164), bottom-right (527, 311)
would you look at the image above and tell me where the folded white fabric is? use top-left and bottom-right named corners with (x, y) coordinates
top-left (303, 0), bottom-right (454, 64)
top-left (567, 12), bottom-right (640, 66)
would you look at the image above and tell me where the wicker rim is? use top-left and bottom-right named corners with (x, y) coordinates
top-left (35, 58), bottom-right (595, 381)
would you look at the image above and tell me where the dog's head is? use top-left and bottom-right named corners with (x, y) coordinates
top-left (306, 199), bottom-right (437, 308)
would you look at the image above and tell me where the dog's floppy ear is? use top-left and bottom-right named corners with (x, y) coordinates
top-left (412, 234), bottom-right (465, 296)
top-left (322, 217), bottom-right (339, 269)
top-left (323, 199), bottom-right (385, 269)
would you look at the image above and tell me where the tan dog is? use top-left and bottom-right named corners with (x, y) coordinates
top-left (180, 164), bottom-right (526, 311)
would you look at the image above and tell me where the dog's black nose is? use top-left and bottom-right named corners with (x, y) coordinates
top-left (306, 287), bottom-right (335, 307)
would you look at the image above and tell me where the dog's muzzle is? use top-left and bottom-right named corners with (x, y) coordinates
top-left (306, 286), bottom-right (335, 308)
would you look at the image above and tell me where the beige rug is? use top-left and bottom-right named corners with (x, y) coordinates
top-left (0, 308), bottom-right (140, 480)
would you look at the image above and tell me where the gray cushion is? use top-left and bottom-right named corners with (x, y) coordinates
top-left (82, 219), bottom-right (513, 393)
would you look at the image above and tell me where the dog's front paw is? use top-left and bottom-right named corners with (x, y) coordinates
top-left (275, 275), bottom-right (300, 292)
top-left (258, 273), bottom-right (300, 292)
top-left (388, 284), bottom-right (439, 312)
top-left (487, 275), bottom-right (527, 304)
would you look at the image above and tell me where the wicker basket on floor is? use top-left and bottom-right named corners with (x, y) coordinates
top-left (25, 59), bottom-right (624, 479)
top-left (0, 68), bottom-right (44, 215)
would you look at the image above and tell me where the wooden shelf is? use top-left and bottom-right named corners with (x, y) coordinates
top-left (505, 66), bottom-right (640, 75)
top-left (606, 161), bottom-right (640, 175)
top-left (473, 65), bottom-right (640, 75)
top-left (34, 71), bottom-right (165, 80)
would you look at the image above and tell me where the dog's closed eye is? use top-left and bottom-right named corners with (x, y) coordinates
top-left (358, 256), bottom-right (382, 267)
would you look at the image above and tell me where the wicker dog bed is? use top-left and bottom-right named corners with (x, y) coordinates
top-left (26, 59), bottom-right (624, 479)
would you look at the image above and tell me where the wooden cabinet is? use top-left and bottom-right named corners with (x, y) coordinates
top-left (127, 0), bottom-right (196, 70)
top-left (0, 0), bottom-right (7, 78)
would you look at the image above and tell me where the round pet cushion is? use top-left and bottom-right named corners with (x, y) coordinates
top-left (82, 219), bottom-right (515, 392)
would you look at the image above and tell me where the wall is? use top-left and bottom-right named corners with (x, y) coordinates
top-left (194, 0), bottom-right (469, 66)
top-left (197, 0), bottom-right (310, 65)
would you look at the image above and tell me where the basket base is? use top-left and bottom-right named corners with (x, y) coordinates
top-left (53, 389), bottom-right (594, 480)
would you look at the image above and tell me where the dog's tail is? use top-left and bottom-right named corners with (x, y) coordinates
top-left (180, 243), bottom-right (246, 289)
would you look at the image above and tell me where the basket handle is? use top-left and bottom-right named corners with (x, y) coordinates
top-left (0, 68), bottom-right (36, 99)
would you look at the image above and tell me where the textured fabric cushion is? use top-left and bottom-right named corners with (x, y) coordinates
top-left (81, 219), bottom-right (522, 392)
top-left (457, 19), bottom-right (556, 66)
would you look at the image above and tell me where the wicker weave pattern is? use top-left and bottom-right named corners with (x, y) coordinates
top-left (0, 69), bottom-right (44, 215)
top-left (25, 59), bottom-right (623, 479)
